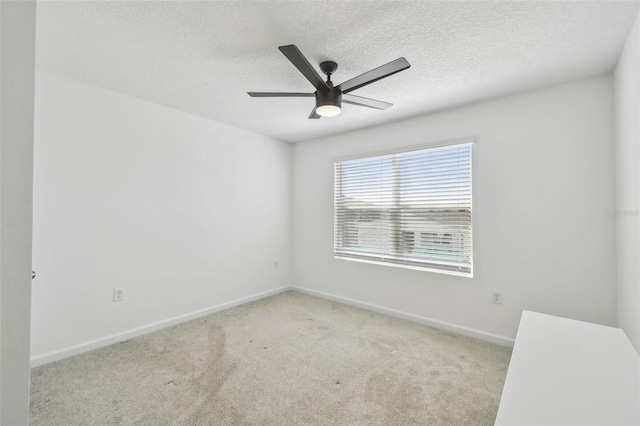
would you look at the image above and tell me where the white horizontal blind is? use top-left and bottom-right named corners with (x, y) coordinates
top-left (334, 139), bottom-right (473, 275)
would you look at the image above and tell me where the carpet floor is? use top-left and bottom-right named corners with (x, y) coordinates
top-left (30, 291), bottom-right (512, 425)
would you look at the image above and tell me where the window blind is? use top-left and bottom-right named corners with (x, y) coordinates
top-left (334, 138), bottom-right (473, 275)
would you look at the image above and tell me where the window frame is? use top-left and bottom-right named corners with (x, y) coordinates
top-left (333, 136), bottom-right (474, 277)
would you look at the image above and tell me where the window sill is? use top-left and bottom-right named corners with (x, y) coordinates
top-left (334, 255), bottom-right (473, 278)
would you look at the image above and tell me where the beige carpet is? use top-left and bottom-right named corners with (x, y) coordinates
top-left (30, 291), bottom-right (512, 425)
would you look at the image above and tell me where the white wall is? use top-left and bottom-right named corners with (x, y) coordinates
top-left (614, 11), bottom-right (640, 353)
top-left (293, 76), bottom-right (616, 343)
top-left (0, 1), bottom-right (36, 423)
top-left (31, 72), bottom-right (292, 363)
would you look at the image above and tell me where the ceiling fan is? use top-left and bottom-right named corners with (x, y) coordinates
top-left (248, 45), bottom-right (411, 119)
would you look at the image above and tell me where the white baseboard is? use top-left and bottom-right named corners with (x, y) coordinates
top-left (291, 286), bottom-right (515, 347)
top-left (32, 284), bottom-right (513, 367)
top-left (30, 285), bottom-right (293, 367)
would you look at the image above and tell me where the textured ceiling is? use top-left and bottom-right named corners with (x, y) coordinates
top-left (36, 1), bottom-right (639, 143)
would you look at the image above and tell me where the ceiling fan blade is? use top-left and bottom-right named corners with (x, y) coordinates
top-left (308, 107), bottom-right (321, 119)
top-left (278, 45), bottom-right (328, 91)
top-left (343, 94), bottom-right (393, 110)
top-left (248, 92), bottom-right (314, 97)
top-left (337, 57), bottom-right (410, 94)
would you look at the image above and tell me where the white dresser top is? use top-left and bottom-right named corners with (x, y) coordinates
top-left (495, 310), bottom-right (640, 426)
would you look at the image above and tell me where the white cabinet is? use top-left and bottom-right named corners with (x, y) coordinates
top-left (496, 310), bottom-right (639, 425)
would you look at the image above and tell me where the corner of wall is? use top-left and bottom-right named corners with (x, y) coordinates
top-left (613, 10), bottom-right (640, 353)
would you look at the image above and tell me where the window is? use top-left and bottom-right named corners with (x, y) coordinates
top-left (334, 138), bottom-right (473, 276)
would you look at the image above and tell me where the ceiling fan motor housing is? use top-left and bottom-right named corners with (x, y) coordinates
top-left (315, 84), bottom-right (342, 109)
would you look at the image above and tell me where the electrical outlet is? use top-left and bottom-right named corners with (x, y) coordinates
top-left (273, 261), bottom-right (279, 270)
top-left (492, 291), bottom-right (502, 304)
top-left (113, 288), bottom-right (124, 302)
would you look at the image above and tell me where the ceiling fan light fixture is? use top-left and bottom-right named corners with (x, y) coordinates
top-left (315, 87), bottom-right (342, 118)
top-left (316, 104), bottom-right (341, 117)
top-left (248, 45), bottom-right (411, 120)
